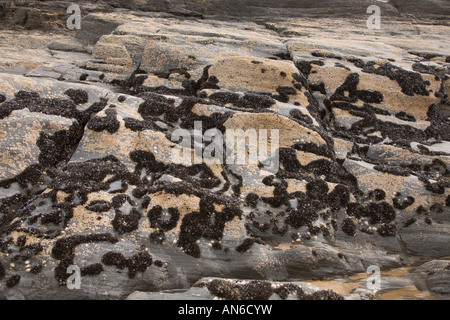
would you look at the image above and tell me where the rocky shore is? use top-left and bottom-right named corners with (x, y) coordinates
top-left (0, 0), bottom-right (448, 300)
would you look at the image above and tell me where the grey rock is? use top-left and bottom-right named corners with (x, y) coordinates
top-left (0, 1), bottom-right (448, 301)
top-left (393, 0), bottom-right (450, 19)
top-left (126, 287), bottom-right (214, 300)
top-left (413, 260), bottom-right (450, 273)
top-left (48, 41), bottom-right (88, 53)
top-left (400, 223), bottom-right (450, 258)
top-left (75, 14), bottom-right (126, 45)
top-left (426, 271), bottom-right (450, 296)
top-left (136, 0), bottom-right (400, 19)
top-left (127, 277), bottom-right (346, 300)
top-left (412, 260), bottom-right (450, 297)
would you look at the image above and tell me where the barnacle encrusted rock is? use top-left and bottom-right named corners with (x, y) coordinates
top-left (0, 0), bottom-right (448, 300)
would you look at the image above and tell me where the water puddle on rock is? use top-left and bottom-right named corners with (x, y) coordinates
top-left (377, 287), bottom-right (437, 300)
top-left (306, 266), bottom-right (440, 300)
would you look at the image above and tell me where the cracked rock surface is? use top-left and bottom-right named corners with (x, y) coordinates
top-left (0, 0), bottom-right (448, 300)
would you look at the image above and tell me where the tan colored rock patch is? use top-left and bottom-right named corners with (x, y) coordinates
top-left (222, 216), bottom-right (247, 242)
top-left (142, 191), bottom-right (201, 241)
top-left (209, 55), bottom-right (309, 105)
top-left (296, 150), bottom-right (329, 166)
top-left (344, 159), bottom-right (446, 214)
top-left (309, 64), bottom-right (440, 122)
top-left (143, 74), bottom-right (186, 90)
top-left (309, 65), bottom-right (353, 94)
top-left (0, 109), bottom-right (74, 180)
top-left (76, 126), bottom-right (176, 170)
top-left (209, 55), bottom-right (299, 92)
top-left (286, 179), bottom-right (307, 194)
top-left (224, 112), bottom-right (326, 149)
top-left (141, 41), bottom-right (198, 74)
top-left (357, 72), bottom-right (440, 122)
top-left (333, 138), bottom-right (354, 160)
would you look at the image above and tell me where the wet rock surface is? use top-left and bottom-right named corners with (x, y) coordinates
top-left (0, 0), bottom-right (449, 300)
